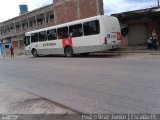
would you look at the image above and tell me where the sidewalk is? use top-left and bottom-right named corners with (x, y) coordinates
top-left (0, 82), bottom-right (76, 114)
top-left (1, 46), bottom-right (160, 59)
top-left (110, 45), bottom-right (160, 54)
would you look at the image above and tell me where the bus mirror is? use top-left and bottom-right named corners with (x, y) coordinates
top-left (121, 27), bottom-right (129, 36)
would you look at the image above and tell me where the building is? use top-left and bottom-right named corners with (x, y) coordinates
top-left (0, 0), bottom-right (103, 57)
top-left (113, 7), bottom-right (160, 47)
top-left (0, 4), bottom-right (54, 57)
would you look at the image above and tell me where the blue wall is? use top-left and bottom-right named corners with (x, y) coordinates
top-left (0, 44), bottom-right (2, 56)
top-left (0, 43), bottom-right (12, 57)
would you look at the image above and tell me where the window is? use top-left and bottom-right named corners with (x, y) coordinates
top-left (83, 20), bottom-right (100, 36)
top-left (57, 27), bottom-right (68, 39)
top-left (5, 45), bottom-right (9, 48)
top-left (39, 31), bottom-right (47, 42)
top-left (29, 21), bottom-right (33, 27)
top-left (16, 25), bottom-right (21, 30)
top-left (31, 33), bottom-right (38, 43)
top-left (47, 29), bottom-right (57, 40)
top-left (50, 15), bottom-right (54, 22)
top-left (22, 23), bottom-right (25, 29)
top-left (24, 36), bottom-right (30, 46)
top-left (69, 24), bottom-right (83, 38)
top-left (10, 26), bottom-right (14, 30)
top-left (37, 18), bottom-right (43, 25)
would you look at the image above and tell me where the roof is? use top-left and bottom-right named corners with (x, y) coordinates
top-left (112, 7), bottom-right (160, 20)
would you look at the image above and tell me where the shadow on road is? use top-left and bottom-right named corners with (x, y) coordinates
top-left (29, 53), bottom-right (123, 58)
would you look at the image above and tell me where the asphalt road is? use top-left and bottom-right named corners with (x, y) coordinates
top-left (0, 54), bottom-right (160, 113)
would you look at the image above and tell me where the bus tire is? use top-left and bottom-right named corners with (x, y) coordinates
top-left (64, 47), bottom-right (74, 57)
top-left (32, 49), bottom-right (39, 57)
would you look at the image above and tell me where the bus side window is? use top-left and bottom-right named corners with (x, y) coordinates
top-left (83, 20), bottom-right (100, 36)
top-left (57, 27), bottom-right (68, 39)
top-left (69, 24), bottom-right (83, 38)
top-left (31, 33), bottom-right (38, 43)
top-left (39, 31), bottom-right (47, 42)
top-left (47, 29), bottom-right (57, 40)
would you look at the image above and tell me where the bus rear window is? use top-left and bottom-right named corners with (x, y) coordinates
top-left (83, 20), bottom-right (100, 36)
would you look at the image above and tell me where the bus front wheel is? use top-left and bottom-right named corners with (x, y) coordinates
top-left (32, 49), bottom-right (39, 57)
top-left (64, 47), bottom-right (74, 57)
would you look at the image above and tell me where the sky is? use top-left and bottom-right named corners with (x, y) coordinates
top-left (0, 0), bottom-right (53, 22)
top-left (0, 0), bottom-right (158, 22)
top-left (104, 0), bottom-right (157, 15)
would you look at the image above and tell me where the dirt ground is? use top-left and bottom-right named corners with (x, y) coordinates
top-left (0, 83), bottom-right (76, 114)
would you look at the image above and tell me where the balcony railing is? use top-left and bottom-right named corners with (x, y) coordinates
top-left (0, 21), bottom-right (55, 39)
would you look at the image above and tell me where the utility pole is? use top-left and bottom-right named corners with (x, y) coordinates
top-left (158, 0), bottom-right (160, 7)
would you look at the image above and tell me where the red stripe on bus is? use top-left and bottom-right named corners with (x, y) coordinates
top-left (62, 37), bottom-right (73, 48)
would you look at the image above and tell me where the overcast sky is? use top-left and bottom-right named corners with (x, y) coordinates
top-left (0, 0), bottom-right (158, 22)
top-left (0, 0), bottom-right (53, 22)
top-left (104, 0), bottom-right (157, 15)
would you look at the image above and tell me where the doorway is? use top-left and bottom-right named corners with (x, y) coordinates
top-left (128, 23), bottom-right (148, 45)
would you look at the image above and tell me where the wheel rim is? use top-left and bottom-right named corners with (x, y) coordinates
top-left (65, 47), bottom-right (73, 57)
top-left (66, 50), bottom-right (71, 56)
top-left (33, 50), bottom-right (37, 57)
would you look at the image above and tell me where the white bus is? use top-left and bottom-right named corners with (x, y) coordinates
top-left (24, 15), bottom-right (121, 57)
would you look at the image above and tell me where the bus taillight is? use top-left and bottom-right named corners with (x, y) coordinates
top-left (104, 37), bottom-right (107, 44)
top-left (117, 32), bottom-right (121, 40)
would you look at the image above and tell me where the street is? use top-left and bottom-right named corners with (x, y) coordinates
top-left (0, 54), bottom-right (160, 113)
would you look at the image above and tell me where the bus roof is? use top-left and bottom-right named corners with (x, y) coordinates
top-left (25, 15), bottom-right (115, 35)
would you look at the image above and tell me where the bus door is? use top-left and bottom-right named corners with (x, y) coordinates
top-left (24, 36), bottom-right (31, 47)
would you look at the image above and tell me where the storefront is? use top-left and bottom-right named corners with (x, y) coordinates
top-left (113, 7), bottom-right (160, 47)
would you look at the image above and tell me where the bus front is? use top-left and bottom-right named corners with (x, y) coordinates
top-left (24, 33), bottom-right (31, 56)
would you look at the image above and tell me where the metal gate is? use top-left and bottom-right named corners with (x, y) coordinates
top-left (128, 23), bottom-right (148, 45)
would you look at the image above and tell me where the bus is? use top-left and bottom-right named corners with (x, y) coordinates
top-left (24, 15), bottom-right (121, 57)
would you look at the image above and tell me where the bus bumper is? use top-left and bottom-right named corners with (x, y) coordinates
top-left (102, 42), bottom-right (121, 51)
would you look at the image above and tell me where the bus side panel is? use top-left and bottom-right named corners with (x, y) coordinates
top-left (36, 40), bottom-right (64, 55)
top-left (72, 18), bottom-right (102, 54)
top-left (38, 48), bottom-right (64, 55)
top-left (72, 34), bottom-right (102, 54)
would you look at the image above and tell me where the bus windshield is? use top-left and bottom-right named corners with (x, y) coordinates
top-left (24, 36), bottom-right (30, 46)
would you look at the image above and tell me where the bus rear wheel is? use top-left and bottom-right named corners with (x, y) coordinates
top-left (32, 49), bottom-right (39, 57)
top-left (64, 47), bottom-right (74, 57)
